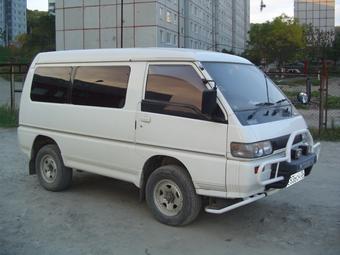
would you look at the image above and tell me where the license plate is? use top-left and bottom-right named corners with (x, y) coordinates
top-left (287, 170), bottom-right (305, 187)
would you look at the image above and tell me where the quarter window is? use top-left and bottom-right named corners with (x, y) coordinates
top-left (72, 66), bottom-right (130, 108)
top-left (31, 67), bottom-right (71, 103)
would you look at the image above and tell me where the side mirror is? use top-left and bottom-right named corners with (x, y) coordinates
top-left (297, 92), bottom-right (309, 104)
top-left (202, 89), bottom-right (217, 115)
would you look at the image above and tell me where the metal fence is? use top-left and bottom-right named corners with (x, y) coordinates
top-left (267, 67), bottom-right (340, 132)
top-left (0, 62), bottom-right (338, 132)
top-left (0, 63), bottom-right (29, 110)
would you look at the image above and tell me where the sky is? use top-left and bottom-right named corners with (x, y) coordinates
top-left (27, 0), bottom-right (340, 26)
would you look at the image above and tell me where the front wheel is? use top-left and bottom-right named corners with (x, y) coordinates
top-left (146, 165), bottom-right (201, 226)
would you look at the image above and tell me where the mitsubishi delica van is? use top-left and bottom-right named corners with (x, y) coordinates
top-left (18, 48), bottom-right (320, 226)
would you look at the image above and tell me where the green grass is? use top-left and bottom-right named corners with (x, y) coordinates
top-left (310, 127), bottom-right (340, 141)
top-left (0, 106), bottom-right (18, 128)
top-left (327, 95), bottom-right (340, 109)
top-left (274, 77), bottom-right (320, 87)
top-left (281, 90), bottom-right (340, 109)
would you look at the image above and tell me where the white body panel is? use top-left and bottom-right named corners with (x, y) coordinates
top-left (18, 48), bottom-right (318, 200)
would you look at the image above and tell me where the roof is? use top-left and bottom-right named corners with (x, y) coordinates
top-left (34, 48), bottom-right (252, 65)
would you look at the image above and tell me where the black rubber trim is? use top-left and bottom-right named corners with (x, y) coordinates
top-left (271, 134), bottom-right (303, 151)
top-left (279, 153), bottom-right (317, 172)
top-left (266, 153), bottom-right (316, 189)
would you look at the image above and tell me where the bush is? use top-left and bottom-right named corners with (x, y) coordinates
top-left (0, 106), bottom-right (18, 128)
top-left (310, 127), bottom-right (340, 141)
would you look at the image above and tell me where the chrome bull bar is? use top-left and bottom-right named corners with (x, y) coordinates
top-left (205, 129), bottom-right (320, 215)
top-left (256, 129), bottom-right (320, 187)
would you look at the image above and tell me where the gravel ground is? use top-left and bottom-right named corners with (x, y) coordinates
top-left (0, 128), bottom-right (339, 255)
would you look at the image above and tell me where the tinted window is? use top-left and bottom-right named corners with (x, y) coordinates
top-left (202, 63), bottom-right (287, 111)
top-left (31, 67), bottom-right (71, 103)
top-left (202, 62), bottom-right (291, 126)
top-left (144, 65), bottom-right (207, 118)
top-left (72, 66), bottom-right (130, 108)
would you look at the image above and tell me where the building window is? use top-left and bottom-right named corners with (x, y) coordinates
top-left (166, 11), bottom-right (171, 23)
top-left (174, 35), bottom-right (177, 45)
top-left (160, 7), bottom-right (163, 19)
top-left (160, 29), bottom-right (164, 43)
top-left (166, 32), bottom-right (171, 44)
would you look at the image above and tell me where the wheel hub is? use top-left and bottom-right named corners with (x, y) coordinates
top-left (153, 179), bottom-right (183, 217)
top-left (40, 155), bottom-right (57, 183)
top-left (164, 191), bottom-right (175, 203)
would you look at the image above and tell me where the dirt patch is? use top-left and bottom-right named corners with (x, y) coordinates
top-left (0, 128), bottom-right (339, 255)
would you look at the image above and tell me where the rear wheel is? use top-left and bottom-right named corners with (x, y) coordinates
top-left (35, 144), bottom-right (72, 191)
top-left (146, 165), bottom-right (201, 226)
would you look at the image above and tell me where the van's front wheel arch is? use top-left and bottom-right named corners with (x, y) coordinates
top-left (145, 165), bottom-right (202, 226)
top-left (35, 144), bottom-right (72, 191)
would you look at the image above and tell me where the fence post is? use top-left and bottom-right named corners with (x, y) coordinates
top-left (306, 77), bottom-right (311, 101)
top-left (325, 65), bottom-right (329, 129)
top-left (10, 64), bottom-right (15, 111)
top-left (318, 60), bottom-right (328, 134)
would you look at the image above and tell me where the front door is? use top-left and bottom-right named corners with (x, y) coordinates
top-left (135, 63), bottom-right (228, 192)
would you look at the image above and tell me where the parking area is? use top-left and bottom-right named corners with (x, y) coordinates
top-left (0, 128), bottom-right (339, 255)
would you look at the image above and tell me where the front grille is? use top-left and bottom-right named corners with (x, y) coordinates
top-left (271, 134), bottom-right (302, 151)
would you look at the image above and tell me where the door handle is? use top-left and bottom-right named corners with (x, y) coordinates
top-left (140, 116), bottom-right (151, 123)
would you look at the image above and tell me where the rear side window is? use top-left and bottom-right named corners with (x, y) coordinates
top-left (72, 66), bottom-right (130, 108)
top-left (31, 67), bottom-right (71, 103)
top-left (144, 65), bottom-right (206, 118)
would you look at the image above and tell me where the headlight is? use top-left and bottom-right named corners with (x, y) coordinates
top-left (231, 141), bottom-right (273, 158)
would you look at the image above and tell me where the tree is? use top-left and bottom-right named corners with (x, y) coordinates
top-left (333, 29), bottom-right (340, 66)
top-left (15, 10), bottom-right (55, 62)
top-left (245, 15), bottom-right (306, 67)
top-left (304, 24), bottom-right (335, 61)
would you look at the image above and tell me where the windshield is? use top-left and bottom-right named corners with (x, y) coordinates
top-left (202, 62), bottom-right (292, 125)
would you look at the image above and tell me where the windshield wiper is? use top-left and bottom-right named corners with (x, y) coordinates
top-left (247, 102), bottom-right (274, 120)
top-left (275, 98), bottom-right (288, 104)
top-left (264, 73), bottom-right (270, 103)
top-left (255, 102), bottom-right (274, 107)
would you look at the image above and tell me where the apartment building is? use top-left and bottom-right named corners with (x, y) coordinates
top-left (49, 0), bottom-right (56, 15)
top-left (294, 0), bottom-right (335, 32)
top-left (0, 0), bottom-right (4, 45)
top-left (0, 0), bottom-right (27, 46)
top-left (56, 0), bottom-right (250, 53)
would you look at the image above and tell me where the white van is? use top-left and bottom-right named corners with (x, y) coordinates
top-left (18, 48), bottom-right (320, 226)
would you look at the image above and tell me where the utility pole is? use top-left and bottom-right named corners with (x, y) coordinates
top-left (177, 0), bottom-right (180, 47)
top-left (211, 0), bottom-right (217, 51)
top-left (121, 0), bottom-right (124, 48)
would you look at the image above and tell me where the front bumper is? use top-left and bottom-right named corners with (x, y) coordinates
top-left (205, 129), bottom-right (320, 214)
top-left (256, 129), bottom-right (320, 187)
top-left (266, 152), bottom-right (317, 189)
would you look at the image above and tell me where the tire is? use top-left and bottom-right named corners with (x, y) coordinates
top-left (146, 165), bottom-right (202, 226)
top-left (35, 144), bottom-right (72, 191)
